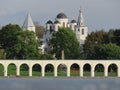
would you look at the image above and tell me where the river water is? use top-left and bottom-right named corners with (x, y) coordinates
top-left (0, 77), bottom-right (120, 90)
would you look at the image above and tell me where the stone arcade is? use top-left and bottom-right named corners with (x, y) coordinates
top-left (0, 60), bottom-right (120, 77)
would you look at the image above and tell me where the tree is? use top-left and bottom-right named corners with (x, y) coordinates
top-left (34, 21), bottom-right (45, 38)
top-left (0, 49), bottom-right (5, 59)
top-left (0, 24), bottom-right (39, 59)
top-left (50, 27), bottom-right (81, 59)
top-left (98, 43), bottom-right (120, 59)
top-left (111, 29), bottom-right (120, 46)
top-left (38, 54), bottom-right (55, 60)
top-left (13, 30), bottom-right (39, 59)
top-left (83, 30), bottom-right (109, 59)
top-left (0, 24), bottom-right (21, 49)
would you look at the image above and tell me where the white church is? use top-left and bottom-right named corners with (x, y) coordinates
top-left (22, 8), bottom-right (88, 54)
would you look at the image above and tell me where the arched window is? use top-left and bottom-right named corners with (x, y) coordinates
top-left (50, 26), bottom-right (52, 30)
top-left (82, 29), bottom-right (84, 35)
top-left (74, 25), bottom-right (76, 30)
top-left (63, 22), bottom-right (65, 27)
top-left (50, 26), bottom-right (53, 33)
top-left (78, 29), bottom-right (80, 32)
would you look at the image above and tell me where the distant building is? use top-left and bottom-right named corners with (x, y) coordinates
top-left (42, 8), bottom-right (88, 53)
top-left (21, 9), bottom-right (88, 54)
top-left (22, 13), bottom-right (35, 32)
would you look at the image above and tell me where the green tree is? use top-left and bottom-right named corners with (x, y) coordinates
top-left (0, 24), bottom-right (39, 59)
top-left (50, 27), bottom-right (81, 59)
top-left (111, 29), bottom-right (120, 45)
top-left (38, 54), bottom-right (55, 60)
top-left (98, 43), bottom-right (120, 59)
top-left (83, 30), bottom-right (109, 59)
top-left (0, 49), bottom-right (5, 59)
top-left (34, 21), bottom-right (45, 38)
top-left (13, 30), bottom-right (39, 59)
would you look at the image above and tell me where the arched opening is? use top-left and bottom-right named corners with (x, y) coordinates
top-left (50, 26), bottom-right (53, 33)
top-left (108, 64), bottom-right (117, 77)
top-left (0, 64), bottom-right (4, 76)
top-left (45, 64), bottom-right (54, 77)
top-left (82, 29), bottom-right (84, 35)
top-left (70, 63), bottom-right (79, 76)
top-left (7, 63), bottom-right (16, 76)
top-left (32, 64), bottom-right (41, 76)
top-left (63, 22), bottom-right (65, 27)
top-left (20, 64), bottom-right (29, 76)
top-left (95, 64), bottom-right (104, 77)
top-left (57, 64), bottom-right (67, 77)
top-left (83, 64), bottom-right (91, 77)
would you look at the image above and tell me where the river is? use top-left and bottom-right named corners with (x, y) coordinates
top-left (0, 77), bottom-right (120, 90)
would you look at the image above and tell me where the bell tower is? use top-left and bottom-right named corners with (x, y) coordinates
top-left (22, 13), bottom-right (35, 32)
top-left (76, 8), bottom-right (88, 45)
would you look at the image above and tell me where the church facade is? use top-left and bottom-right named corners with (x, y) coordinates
top-left (42, 8), bottom-right (88, 53)
top-left (22, 8), bottom-right (88, 54)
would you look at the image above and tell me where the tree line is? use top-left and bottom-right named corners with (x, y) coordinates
top-left (83, 29), bottom-right (120, 59)
top-left (0, 24), bottom-right (120, 60)
top-left (0, 24), bottom-right (53, 60)
top-left (50, 28), bottom-right (120, 60)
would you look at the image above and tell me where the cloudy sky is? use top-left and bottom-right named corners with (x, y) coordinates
top-left (0, 0), bottom-right (120, 32)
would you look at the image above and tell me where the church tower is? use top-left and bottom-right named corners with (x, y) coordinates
top-left (22, 13), bottom-right (35, 32)
top-left (76, 8), bottom-right (88, 45)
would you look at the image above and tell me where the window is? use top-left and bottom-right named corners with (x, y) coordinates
top-left (50, 26), bottom-right (52, 30)
top-left (78, 29), bottom-right (80, 32)
top-left (63, 22), bottom-right (65, 27)
top-left (44, 48), bottom-right (47, 52)
top-left (50, 26), bottom-right (53, 33)
top-left (82, 29), bottom-right (84, 35)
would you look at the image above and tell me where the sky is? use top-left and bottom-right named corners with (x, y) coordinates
top-left (0, 0), bottom-right (120, 32)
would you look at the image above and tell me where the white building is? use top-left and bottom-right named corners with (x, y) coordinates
top-left (22, 13), bottom-right (36, 32)
top-left (42, 8), bottom-right (88, 53)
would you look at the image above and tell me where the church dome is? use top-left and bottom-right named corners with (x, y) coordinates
top-left (46, 20), bottom-right (53, 24)
top-left (56, 12), bottom-right (67, 19)
top-left (71, 20), bottom-right (76, 23)
top-left (54, 20), bottom-right (60, 24)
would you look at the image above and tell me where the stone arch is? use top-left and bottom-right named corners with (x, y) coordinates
top-left (20, 63), bottom-right (29, 76)
top-left (32, 64), bottom-right (41, 76)
top-left (57, 63), bottom-right (67, 77)
top-left (7, 63), bottom-right (17, 76)
top-left (45, 64), bottom-right (54, 76)
top-left (108, 63), bottom-right (118, 77)
top-left (70, 63), bottom-right (80, 76)
top-left (0, 63), bottom-right (4, 76)
top-left (83, 63), bottom-right (91, 77)
top-left (95, 63), bottom-right (104, 76)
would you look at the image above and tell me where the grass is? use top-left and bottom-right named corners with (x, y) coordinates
top-left (83, 71), bottom-right (91, 76)
top-left (0, 65), bottom-right (118, 77)
top-left (0, 65), bottom-right (4, 76)
top-left (32, 71), bottom-right (41, 76)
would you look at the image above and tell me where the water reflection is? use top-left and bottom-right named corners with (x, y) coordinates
top-left (0, 78), bottom-right (120, 90)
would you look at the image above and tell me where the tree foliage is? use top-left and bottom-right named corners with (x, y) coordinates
top-left (34, 21), bottom-right (45, 38)
top-left (0, 49), bottom-right (5, 59)
top-left (0, 24), bottom-right (39, 59)
top-left (111, 29), bottom-right (120, 45)
top-left (98, 43), bottom-right (120, 59)
top-left (83, 30), bottom-right (109, 59)
top-left (50, 27), bottom-right (81, 59)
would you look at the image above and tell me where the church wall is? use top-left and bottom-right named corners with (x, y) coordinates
top-left (55, 18), bottom-right (68, 28)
